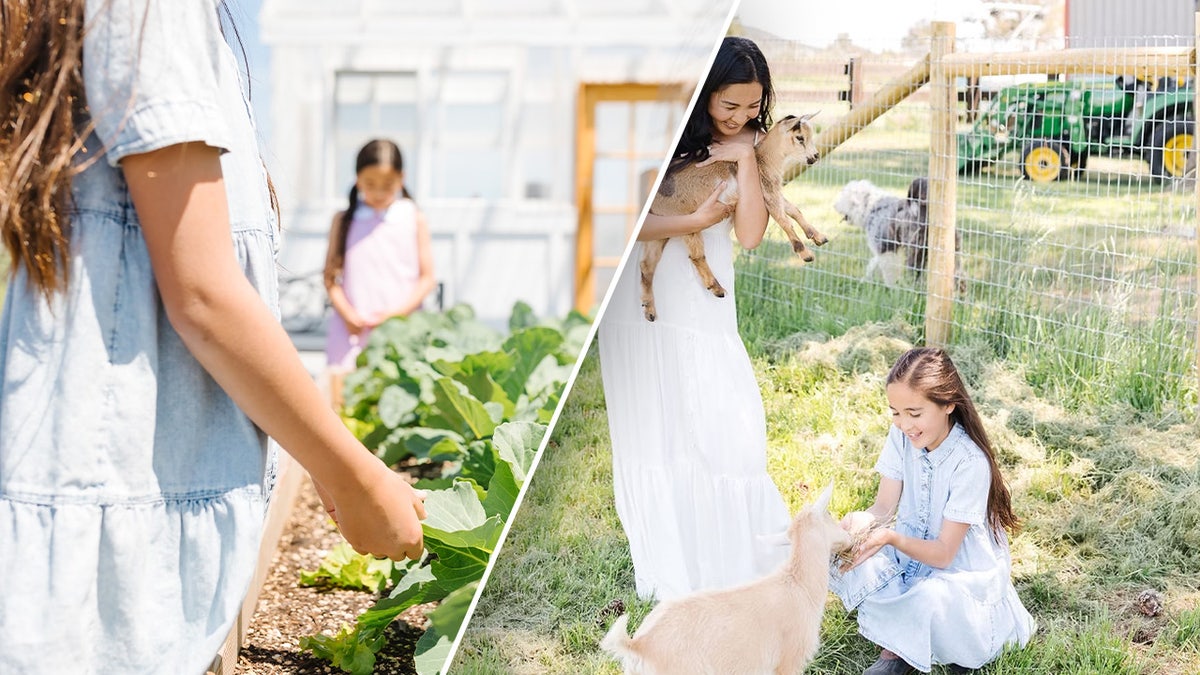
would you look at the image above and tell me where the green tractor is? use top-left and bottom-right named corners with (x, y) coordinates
top-left (958, 76), bottom-right (1195, 182)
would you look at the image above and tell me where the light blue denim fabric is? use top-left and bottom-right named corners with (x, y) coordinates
top-left (0, 2), bottom-right (279, 673)
top-left (828, 425), bottom-right (1036, 673)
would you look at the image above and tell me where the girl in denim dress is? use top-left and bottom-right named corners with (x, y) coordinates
top-left (0, 2), bottom-right (426, 673)
top-left (831, 348), bottom-right (1035, 674)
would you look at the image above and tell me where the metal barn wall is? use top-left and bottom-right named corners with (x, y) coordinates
top-left (1067, 0), bottom-right (1197, 47)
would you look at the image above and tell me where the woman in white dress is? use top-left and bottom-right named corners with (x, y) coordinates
top-left (597, 37), bottom-right (792, 602)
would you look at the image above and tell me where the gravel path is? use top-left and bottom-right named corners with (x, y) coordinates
top-left (235, 473), bottom-right (432, 675)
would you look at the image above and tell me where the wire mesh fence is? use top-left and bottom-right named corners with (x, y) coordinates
top-left (736, 28), bottom-right (1198, 418)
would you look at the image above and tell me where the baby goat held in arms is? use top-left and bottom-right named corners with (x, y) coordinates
top-left (639, 113), bottom-right (825, 322)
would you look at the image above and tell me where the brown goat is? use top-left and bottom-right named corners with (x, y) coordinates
top-left (639, 113), bottom-right (825, 322)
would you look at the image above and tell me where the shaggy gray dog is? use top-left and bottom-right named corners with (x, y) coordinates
top-left (833, 178), bottom-right (921, 285)
top-left (835, 176), bottom-right (963, 291)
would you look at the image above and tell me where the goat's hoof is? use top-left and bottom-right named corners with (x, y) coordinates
top-left (642, 309), bottom-right (657, 322)
top-left (799, 249), bottom-right (816, 263)
top-left (707, 283), bottom-right (727, 298)
top-left (810, 232), bottom-right (828, 246)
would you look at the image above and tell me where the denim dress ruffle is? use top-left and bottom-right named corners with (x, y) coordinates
top-left (0, 2), bottom-right (279, 673)
top-left (829, 424), bottom-right (1036, 673)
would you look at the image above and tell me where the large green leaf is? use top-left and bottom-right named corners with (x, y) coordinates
top-left (376, 427), bottom-right (466, 466)
top-left (458, 350), bottom-right (515, 379)
top-left (427, 543), bottom-right (490, 590)
top-left (458, 441), bottom-right (496, 491)
top-left (499, 327), bottom-right (564, 401)
top-left (455, 368), bottom-right (515, 420)
top-left (481, 455), bottom-right (520, 519)
top-left (428, 378), bottom-right (497, 440)
top-left (421, 481), bottom-right (488, 532)
top-left (378, 384), bottom-right (420, 429)
top-left (508, 300), bottom-right (538, 332)
top-left (492, 421), bottom-right (545, 481)
top-left (353, 564), bottom-right (446, 637)
top-left (423, 515), bottom-right (504, 552)
top-left (427, 581), bottom-right (478, 640)
top-left (413, 625), bottom-right (453, 675)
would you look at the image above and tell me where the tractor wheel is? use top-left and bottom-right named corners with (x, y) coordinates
top-left (1149, 117), bottom-right (1195, 181)
top-left (1021, 140), bottom-right (1068, 183)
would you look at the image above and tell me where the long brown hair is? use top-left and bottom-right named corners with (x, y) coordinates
top-left (887, 347), bottom-right (1021, 537)
top-left (325, 139), bottom-right (410, 285)
top-left (1, 1), bottom-right (275, 300)
top-left (668, 36), bottom-right (775, 175)
top-left (0, 0), bottom-right (88, 298)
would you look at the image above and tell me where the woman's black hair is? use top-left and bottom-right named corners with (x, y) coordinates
top-left (332, 139), bottom-right (410, 270)
top-left (667, 36), bottom-right (774, 174)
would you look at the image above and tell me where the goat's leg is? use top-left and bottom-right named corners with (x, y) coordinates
top-left (639, 239), bottom-right (668, 321)
top-left (766, 197), bottom-right (815, 262)
top-left (683, 232), bottom-right (727, 298)
top-left (781, 199), bottom-right (827, 246)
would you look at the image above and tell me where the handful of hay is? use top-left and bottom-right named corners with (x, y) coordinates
top-left (834, 512), bottom-right (898, 567)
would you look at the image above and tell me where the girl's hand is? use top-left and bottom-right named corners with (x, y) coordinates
top-left (332, 462), bottom-right (428, 561)
top-left (696, 140), bottom-right (754, 167)
top-left (342, 310), bottom-right (368, 336)
top-left (366, 311), bottom-right (395, 328)
top-left (691, 181), bottom-right (733, 230)
top-left (841, 527), bottom-right (894, 572)
top-left (840, 510), bottom-right (876, 536)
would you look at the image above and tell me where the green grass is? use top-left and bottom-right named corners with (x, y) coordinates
top-left (453, 325), bottom-right (1200, 674)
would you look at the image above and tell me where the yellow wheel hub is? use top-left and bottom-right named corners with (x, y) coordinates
top-left (1024, 146), bottom-right (1063, 183)
top-left (1162, 133), bottom-right (1194, 178)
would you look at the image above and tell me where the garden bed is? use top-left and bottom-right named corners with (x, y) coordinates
top-left (233, 467), bottom-right (432, 675)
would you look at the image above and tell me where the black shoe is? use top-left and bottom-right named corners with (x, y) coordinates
top-left (946, 666), bottom-right (972, 675)
top-left (862, 656), bottom-right (914, 675)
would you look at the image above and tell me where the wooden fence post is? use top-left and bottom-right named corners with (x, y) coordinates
top-left (925, 21), bottom-right (957, 347)
top-left (840, 57), bottom-right (864, 109)
top-left (1194, 12), bottom-right (1199, 411)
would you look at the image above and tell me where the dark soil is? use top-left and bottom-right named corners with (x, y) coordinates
top-left (235, 474), bottom-right (433, 675)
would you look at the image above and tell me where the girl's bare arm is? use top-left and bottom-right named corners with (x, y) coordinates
top-left (884, 519), bottom-right (971, 569)
top-left (844, 477), bottom-right (970, 570)
top-left (124, 142), bottom-right (425, 561)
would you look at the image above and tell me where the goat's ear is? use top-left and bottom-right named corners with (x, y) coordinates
top-left (812, 481), bottom-right (834, 514)
top-left (800, 111), bottom-right (820, 123)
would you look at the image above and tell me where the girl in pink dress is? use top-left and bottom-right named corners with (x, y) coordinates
top-left (324, 139), bottom-right (436, 402)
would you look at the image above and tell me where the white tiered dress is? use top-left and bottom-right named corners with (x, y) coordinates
top-left (597, 219), bottom-right (791, 602)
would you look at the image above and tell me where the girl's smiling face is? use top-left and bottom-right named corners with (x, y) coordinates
top-left (707, 81), bottom-right (763, 139)
top-left (356, 163), bottom-right (404, 211)
top-left (886, 381), bottom-right (956, 451)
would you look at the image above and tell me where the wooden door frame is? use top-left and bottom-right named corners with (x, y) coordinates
top-left (573, 82), bottom-right (687, 313)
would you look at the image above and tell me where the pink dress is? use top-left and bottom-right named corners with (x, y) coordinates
top-left (326, 199), bottom-right (421, 369)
